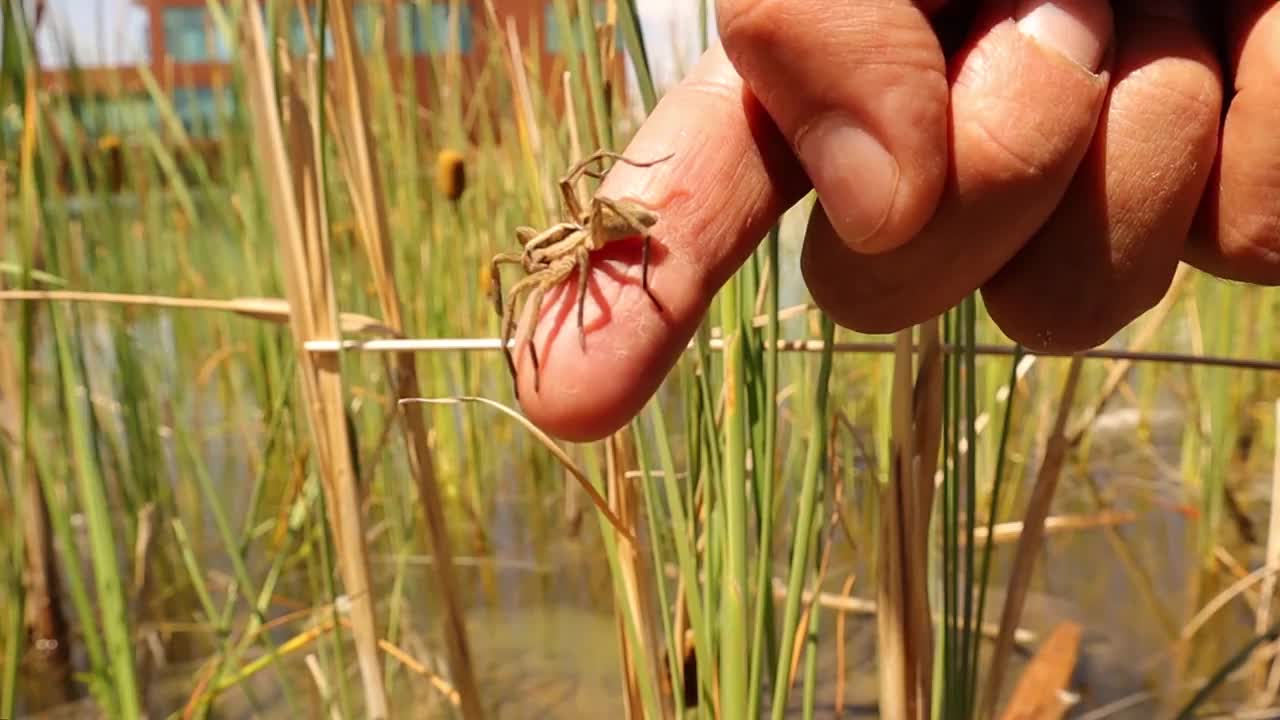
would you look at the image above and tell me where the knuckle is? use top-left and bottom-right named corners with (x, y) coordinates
top-left (717, 0), bottom-right (791, 56)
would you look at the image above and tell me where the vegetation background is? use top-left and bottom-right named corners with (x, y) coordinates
top-left (1, 1), bottom-right (1278, 718)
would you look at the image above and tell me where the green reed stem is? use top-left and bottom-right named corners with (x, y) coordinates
top-left (939, 307), bottom-right (957, 718)
top-left (586, 446), bottom-right (665, 719)
top-left (182, 433), bottom-right (298, 713)
top-left (1, 527), bottom-right (20, 717)
top-left (719, 267), bottom-right (751, 718)
top-left (574, 0), bottom-right (612, 149)
top-left (633, 423), bottom-right (680, 707)
top-left (748, 226), bottom-right (781, 719)
top-left (969, 345), bottom-right (1023, 710)
top-left (769, 314), bottom-right (835, 720)
top-left (960, 296), bottom-right (979, 716)
top-left (1176, 620), bottom-right (1280, 719)
top-left (650, 404), bottom-right (714, 710)
top-left (615, 0), bottom-right (656, 113)
top-left (52, 304), bottom-right (141, 718)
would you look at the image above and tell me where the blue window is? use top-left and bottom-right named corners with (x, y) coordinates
top-left (163, 6), bottom-right (230, 63)
top-left (398, 2), bottom-right (472, 55)
top-left (354, 2), bottom-right (381, 52)
top-left (164, 7), bottom-right (207, 62)
top-left (171, 87), bottom-right (235, 136)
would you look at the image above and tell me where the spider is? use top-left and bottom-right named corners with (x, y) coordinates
top-left (490, 149), bottom-right (674, 394)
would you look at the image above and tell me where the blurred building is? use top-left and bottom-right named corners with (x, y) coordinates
top-left (36, 0), bottom-right (623, 140)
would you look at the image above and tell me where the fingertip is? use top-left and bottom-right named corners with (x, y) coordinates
top-left (509, 45), bottom-right (808, 442)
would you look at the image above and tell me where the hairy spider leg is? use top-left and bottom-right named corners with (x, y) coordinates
top-left (489, 251), bottom-right (526, 321)
top-left (518, 222), bottom-right (579, 258)
top-left (526, 226), bottom-right (589, 267)
top-left (590, 196), bottom-right (665, 313)
top-left (574, 244), bottom-right (591, 350)
top-left (501, 254), bottom-right (578, 392)
top-left (505, 256), bottom-right (576, 393)
top-left (499, 275), bottom-right (543, 395)
top-left (558, 150), bottom-right (677, 221)
top-left (496, 258), bottom-right (534, 394)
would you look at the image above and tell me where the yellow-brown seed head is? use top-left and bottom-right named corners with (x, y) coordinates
top-left (435, 148), bottom-right (466, 202)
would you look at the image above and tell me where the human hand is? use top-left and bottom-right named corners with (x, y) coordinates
top-left (512, 0), bottom-right (1280, 442)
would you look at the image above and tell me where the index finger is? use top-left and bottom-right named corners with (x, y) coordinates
top-left (513, 44), bottom-right (809, 443)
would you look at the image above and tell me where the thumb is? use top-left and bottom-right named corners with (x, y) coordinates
top-left (716, 0), bottom-right (950, 253)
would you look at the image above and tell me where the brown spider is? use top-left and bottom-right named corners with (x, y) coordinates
top-left (490, 149), bottom-right (674, 394)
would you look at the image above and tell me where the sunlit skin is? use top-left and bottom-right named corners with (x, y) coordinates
top-left (490, 151), bottom-right (671, 394)
top-left (506, 1), bottom-right (1280, 444)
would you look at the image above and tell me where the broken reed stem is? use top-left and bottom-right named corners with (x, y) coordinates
top-left (325, 4), bottom-right (485, 717)
top-left (877, 326), bottom-right (936, 720)
top-left (2, 291), bottom-right (1276, 372)
top-left (240, 5), bottom-right (387, 716)
top-left (296, 338), bottom-right (1280, 373)
top-left (604, 434), bottom-right (648, 718)
top-left (980, 355), bottom-right (1085, 719)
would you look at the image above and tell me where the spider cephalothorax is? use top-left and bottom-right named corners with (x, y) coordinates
top-left (489, 150), bottom-right (673, 394)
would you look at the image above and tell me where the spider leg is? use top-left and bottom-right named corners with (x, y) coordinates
top-left (521, 222), bottom-right (578, 258)
top-left (575, 245), bottom-right (591, 351)
top-left (641, 235), bottom-right (662, 312)
top-left (521, 284), bottom-right (548, 393)
top-left (528, 227), bottom-right (588, 269)
top-left (592, 196), bottom-right (665, 312)
top-left (559, 150), bottom-right (675, 221)
top-left (577, 150), bottom-right (676, 177)
top-left (505, 259), bottom-right (575, 394)
top-left (499, 273), bottom-right (535, 396)
top-left (490, 251), bottom-right (524, 320)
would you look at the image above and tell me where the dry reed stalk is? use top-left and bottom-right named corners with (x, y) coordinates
top-left (0, 290), bottom-right (396, 333)
top-left (323, 4), bottom-right (486, 716)
top-left (786, 523), bottom-right (836, 694)
top-left (373, 639), bottom-right (461, 707)
top-left (563, 71), bottom-right (584, 170)
top-left (400, 396), bottom-right (635, 542)
top-left (834, 574), bottom-right (857, 716)
top-left (1067, 264), bottom-right (1191, 444)
top-left (4, 77), bottom-right (72, 696)
top-left (877, 324), bottom-right (940, 720)
top-left (765, 577), bottom-right (1036, 649)
top-left (0, 289), bottom-right (1271, 372)
top-left (996, 621), bottom-right (1081, 720)
top-left (297, 336), bottom-right (1280, 372)
top-left (959, 510), bottom-right (1138, 546)
top-left (1264, 400), bottom-right (1280, 702)
top-left (980, 355), bottom-right (1085, 720)
top-left (488, 5), bottom-right (555, 222)
top-left (1180, 564), bottom-right (1280, 643)
top-left (238, 6), bottom-right (387, 716)
top-left (304, 653), bottom-right (343, 720)
top-left (605, 433), bottom-right (650, 719)
top-left (0, 270), bottom-right (70, 677)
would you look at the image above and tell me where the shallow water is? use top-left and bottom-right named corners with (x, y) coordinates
top-left (17, 313), bottom-right (1274, 719)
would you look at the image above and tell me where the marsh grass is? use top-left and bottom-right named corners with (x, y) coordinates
top-left (2, 1), bottom-right (1279, 718)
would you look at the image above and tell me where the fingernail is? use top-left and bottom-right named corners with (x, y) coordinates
top-left (797, 115), bottom-right (899, 251)
top-left (1016, 0), bottom-right (1112, 73)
